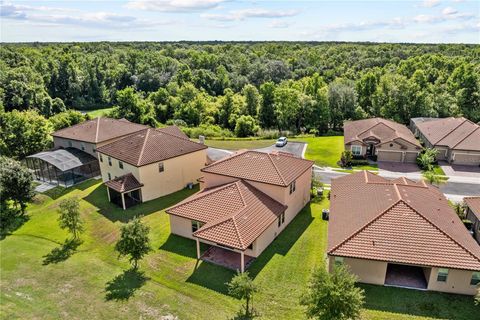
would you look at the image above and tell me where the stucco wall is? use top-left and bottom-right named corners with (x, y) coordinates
top-left (98, 152), bottom-right (140, 182)
top-left (201, 172), bottom-right (238, 189)
top-left (427, 267), bottom-right (479, 295)
top-left (329, 256), bottom-right (388, 285)
top-left (169, 214), bottom-right (196, 240)
top-left (54, 136), bottom-right (131, 158)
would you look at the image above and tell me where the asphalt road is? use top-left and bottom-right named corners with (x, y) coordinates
top-left (256, 141), bottom-right (306, 157)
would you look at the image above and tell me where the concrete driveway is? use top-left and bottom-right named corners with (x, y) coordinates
top-left (256, 141), bottom-right (307, 158)
top-left (207, 147), bottom-right (232, 162)
top-left (439, 162), bottom-right (480, 179)
top-left (377, 161), bottom-right (422, 174)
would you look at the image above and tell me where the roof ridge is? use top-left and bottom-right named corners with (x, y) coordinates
top-left (241, 180), bottom-right (287, 210)
top-left (329, 199), bottom-right (403, 254)
top-left (136, 128), bottom-right (151, 166)
top-left (393, 183), bottom-right (402, 200)
top-left (267, 153), bottom-right (287, 186)
top-left (156, 126), bottom-right (189, 141)
top-left (452, 126), bottom-right (480, 149)
top-left (94, 117), bottom-right (101, 143)
top-left (400, 199), bottom-right (480, 265)
top-left (434, 118), bottom-right (468, 145)
top-left (202, 150), bottom-right (247, 171)
top-left (236, 180), bottom-right (248, 207)
top-left (231, 216), bottom-right (245, 248)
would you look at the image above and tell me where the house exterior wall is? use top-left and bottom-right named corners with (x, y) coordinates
top-left (201, 172), bottom-right (239, 189)
top-left (329, 256), bottom-right (387, 285)
top-left (450, 150), bottom-right (480, 166)
top-left (466, 208), bottom-right (480, 244)
top-left (53, 136), bottom-right (130, 158)
top-left (169, 214), bottom-right (196, 240)
top-left (98, 152), bottom-right (140, 182)
top-left (427, 267), bottom-right (479, 295)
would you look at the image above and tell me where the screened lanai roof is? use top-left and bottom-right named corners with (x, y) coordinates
top-left (27, 148), bottom-right (97, 172)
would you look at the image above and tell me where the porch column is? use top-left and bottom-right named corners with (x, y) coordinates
top-left (106, 187), bottom-right (111, 202)
top-left (240, 251), bottom-right (245, 273)
top-left (196, 238), bottom-right (200, 259)
top-left (121, 192), bottom-right (126, 210)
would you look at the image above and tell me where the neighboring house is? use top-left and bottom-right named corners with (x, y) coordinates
top-left (96, 126), bottom-right (207, 210)
top-left (26, 117), bottom-right (146, 187)
top-left (344, 118), bottom-right (421, 162)
top-left (328, 171), bottom-right (480, 295)
top-left (166, 150), bottom-right (314, 272)
top-left (412, 117), bottom-right (480, 166)
top-left (52, 117), bottom-right (148, 158)
top-left (465, 196), bottom-right (480, 244)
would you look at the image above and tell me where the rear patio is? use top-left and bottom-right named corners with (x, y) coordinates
top-left (199, 246), bottom-right (255, 271)
top-left (384, 264), bottom-right (428, 290)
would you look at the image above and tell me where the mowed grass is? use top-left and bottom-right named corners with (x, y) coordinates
top-left (1, 179), bottom-right (477, 319)
top-left (205, 138), bottom-right (275, 150)
top-left (85, 107), bottom-right (115, 118)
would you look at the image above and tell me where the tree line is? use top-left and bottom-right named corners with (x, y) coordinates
top-left (1, 42), bottom-right (479, 145)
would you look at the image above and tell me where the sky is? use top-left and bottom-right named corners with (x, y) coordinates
top-left (1, 0), bottom-right (479, 43)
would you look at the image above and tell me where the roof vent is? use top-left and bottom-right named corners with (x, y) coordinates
top-left (372, 240), bottom-right (375, 246)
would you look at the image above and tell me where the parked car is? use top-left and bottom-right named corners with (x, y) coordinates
top-left (276, 137), bottom-right (288, 147)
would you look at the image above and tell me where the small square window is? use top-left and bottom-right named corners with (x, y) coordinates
top-left (108, 157), bottom-right (112, 166)
top-left (81, 143), bottom-right (85, 151)
top-left (99, 154), bottom-right (103, 162)
top-left (289, 181), bottom-right (296, 194)
top-left (119, 161), bottom-right (124, 169)
top-left (334, 256), bottom-right (344, 266)
top-left (471, 272), bottom-right (480, 286)
top-left (159, 162), bottom-right (165, 173)
top-left (191, 220), bottom-right (204, 233)
top-left (278, 212), bottom-right (285, 227)
top-left (107, 173), bottom-right (111, 181)
top-left (437, 268), bottom-right (449, 282)
top-left (351, 145), bottom-right (362, 156)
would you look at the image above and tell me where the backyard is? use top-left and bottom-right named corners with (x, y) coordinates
top-left (0, 179), bottom-right (477, 319)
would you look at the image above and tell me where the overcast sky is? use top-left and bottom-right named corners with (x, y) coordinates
top-left (1, 0), bottom-right (479, 43)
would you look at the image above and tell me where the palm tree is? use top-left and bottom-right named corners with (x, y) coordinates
top-left (422, 170), bottom-right (445, 186)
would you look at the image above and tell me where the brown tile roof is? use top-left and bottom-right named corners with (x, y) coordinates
top-left (96, 126), bottom-right (207, 167)
top-left (328, 171), bottom-right (480, 271)
top-left (201, 150), bottom-right (314, 187)
top-left (344, 118), bottom-right (421, 148)
top-left (52, 117), bottom-right (148, 143)
top-left (416, 117), bottom-right (480, 151)
top-left (465, 196), bottom-right (480, 220)
top-left (166, 180), bottom-right (287, 250)
top-left (105, 173), bottom-right (143, 193)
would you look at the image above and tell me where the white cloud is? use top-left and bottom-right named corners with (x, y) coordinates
top-left (418, 0), bottom-right (441, 8)
top-left (414, 10), bottom-right (474, 23)
top-left (125, 0), bottom-right (226, 12)
top-left (268, 20), bottom-right (291, 28)
top-left (442, 7), bottom-right (458, 15)
top-left (202, 8), bottom-right (300, 21)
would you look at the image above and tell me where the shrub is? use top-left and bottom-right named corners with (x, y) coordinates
top-left (340, 150), bottom-right (353, 167)
top-left (234, 115), bottom-right (259, 137)
top-left (181, 124), bottom-right (233, 139)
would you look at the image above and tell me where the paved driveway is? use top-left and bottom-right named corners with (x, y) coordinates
top-left (256, 141), bottom-right (307, 158)
top-left (377, 161), bottom-right (422, 174)
top-left (439, 162), bottom-right (480, 179)
top-left (207, 147), bottom-right (232, 162)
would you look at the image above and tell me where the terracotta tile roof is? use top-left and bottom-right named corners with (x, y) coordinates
top-left (416, 117), bottom-right (480, 151)
top-left (344, 118), bottom-right (421, 148)
top-left (52, 117), bottom-right (148, 143)
top-left (465, 196), bottom-right (480, 220)
top-left (201, 150), bottom-right (314, 186)
top-left (166, 180), bottom-right (287, 250)
top-left (105, 173), bottom-right (143, 193)
top-left (328, 171), bottom-right (480, 271)
top-left (96, 126), bottom-right (207, 167)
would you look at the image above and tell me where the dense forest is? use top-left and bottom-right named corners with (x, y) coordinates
top-left (1, 42), bottom-right (480, 158)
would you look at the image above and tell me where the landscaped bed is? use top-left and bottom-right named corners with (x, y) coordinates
top-left (0, 180), bottom-right (476, 319)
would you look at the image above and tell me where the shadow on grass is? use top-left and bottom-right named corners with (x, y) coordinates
top-left (186, 204), bottom-right (314, 294)
top-left (360, 284), bottom-right (478, 320)
top-left (105, 268), bottom-right (149, 301)
top-left (0, 213), bottom-right (29, 240)
top-left (42, 238), bottom-right (82, 265)
top-left (160, 234), bottom-right (201, 259)
top-left (83, 184), bottom-right (199, 223)
top-left (43, 179), bottom-right (99, 200)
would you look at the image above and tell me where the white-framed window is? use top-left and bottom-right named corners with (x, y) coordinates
top-left (107, 173), bottom-right (111, 181)
top-left (191, 220), bottom-right (204, 233)
top-left (108, 157), bottom-right (112, 166)
top-left (278, 212), bottom-right (285, 227)
top-left (334, 256), bottom-right (344, 266)
top-left (99, 154), bottom-right (103, 162)
top-left (437, 268), bottom-right (449, 282)
top-left (351, 145), bottom-right (362, 156)
top-left (471, 272), bottom-right (480, 286)
top-left (289, 180), bottom-right (296, 194)
top-left (119, 161), bottom-right (124, 169)
top-left (159, 162), bottom-right (165, 173)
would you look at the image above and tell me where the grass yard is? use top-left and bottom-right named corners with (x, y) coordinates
top-left (85, 107), bottom-right (115, 118)
top-left (1, 179), bottom-right (477, 319)
top-left (205, 138), bottom-right (275, 150)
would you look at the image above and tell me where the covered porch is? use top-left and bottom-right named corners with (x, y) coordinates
top-left (195, 239), bottom-right (254, 272)
top-left (384, 263), bottom-right (429, 290)
top-left (105, 173), bottom-right (144, 210)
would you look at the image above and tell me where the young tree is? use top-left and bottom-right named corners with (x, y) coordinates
top-left (301, 265), bottom-right (365, 320)
top-left (227, 271), bottom-right (258, 318)
top-left (235, 115), bottom-right (259, 137)
top-left (258, 82), bottom-right (277, 129)
top-left (115, 217), bottom-right (151, 269)
top-left (0, 157), bottom-right (36, 215)
top-left (422, 171), bottom-right (445, 186)
top-left (58, 197), bottom-right (83, 239)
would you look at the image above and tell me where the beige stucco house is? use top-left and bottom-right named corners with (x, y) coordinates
top-left (328, 171), bottom-right (480, 295)
top-left (96, 126), bottom-right (207, 210)
top-left (166, 150), bottom-right (314, 272)
top-left (465, 196), bottom-right (480, 245)
top-left (344, 118), bottom-right (421, 162)
top-left (411, 117), bottom-right (480, 166)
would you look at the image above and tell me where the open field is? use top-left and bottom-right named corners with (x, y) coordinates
top-left (1, 180), bottom-right (477, 319)
top-left (205, 138), bottom-right (275, 150)
top-left (84, 107), bottom-right (115, 118)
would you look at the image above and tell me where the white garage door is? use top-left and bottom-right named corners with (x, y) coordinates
top-left (453, 153), bottom-right (480, 166)
top-left (378, 151), bottom-right (403, 162)
top-left (404, 152), bottom-right (419, 163)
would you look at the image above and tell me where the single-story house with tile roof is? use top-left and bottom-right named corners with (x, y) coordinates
top-left (328, 171), bottom-right (480, 295)
top-left (166, 150), bottom-right (314, 272)
top-left (465, 196), bottom-right (480, 244)
top-left (52, 117), bottom-right (148, 158)
top-left (344, 118), bottom-right (422, 163)
top-left (96, 126), bottom-right (207, 210)
top-left (412, 117), bottom-right (480, 166)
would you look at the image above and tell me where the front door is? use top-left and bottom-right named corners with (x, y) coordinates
top-left (366, 144), bottom-right (375, 156)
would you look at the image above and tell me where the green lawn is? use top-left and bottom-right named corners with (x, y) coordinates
top-left (85, 107), bottom-right (115, 118)
top-left (1, 180), bottom-right (477, 319)
top-left (205, 138), bottom-right (275, 150)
